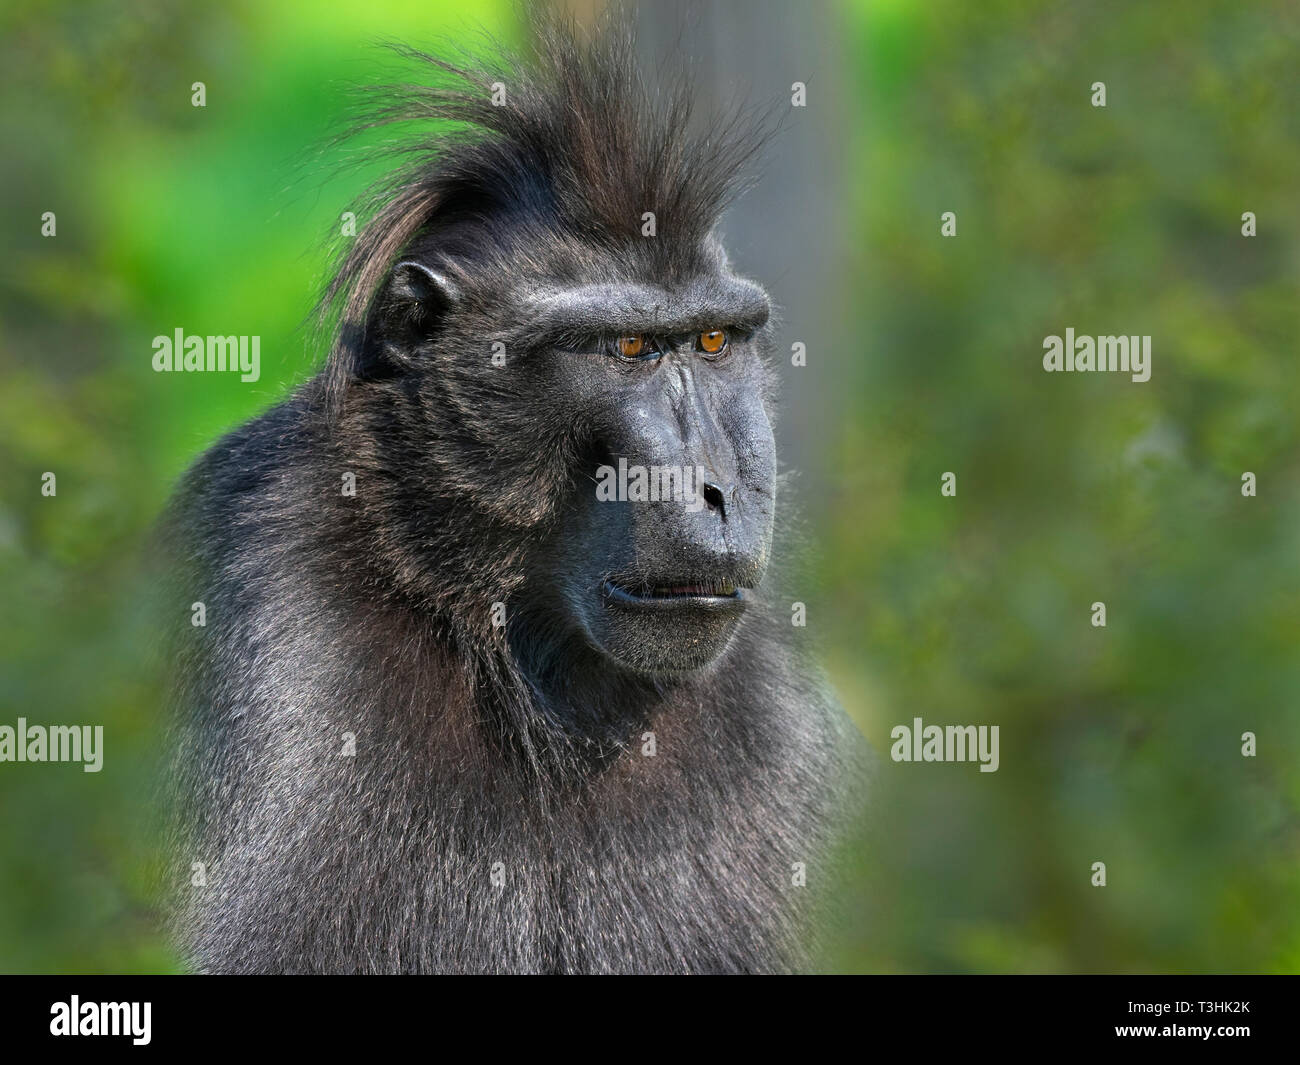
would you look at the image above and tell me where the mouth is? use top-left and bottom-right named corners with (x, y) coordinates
top-left (602, 578), bottom-right (747, 614)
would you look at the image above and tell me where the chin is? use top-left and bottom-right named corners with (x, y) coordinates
top-left (577, 577), bottom-right (753, 676)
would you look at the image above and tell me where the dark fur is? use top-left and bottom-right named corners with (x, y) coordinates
top-left (165, 15), bottom-right (868, 974)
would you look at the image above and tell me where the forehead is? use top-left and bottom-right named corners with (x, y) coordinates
top-left (509, 228), bottom-right (769, 335)
top-left (522, 274), bottom-right (771, 336)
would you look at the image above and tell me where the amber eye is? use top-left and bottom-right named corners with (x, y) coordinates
top-left (618, 334), bottom-right (647, 358)
top-left (697, 329), bottom-right (727, 355)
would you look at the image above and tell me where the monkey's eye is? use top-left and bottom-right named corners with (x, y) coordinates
top-left (696, 329), bottom-right (728, 356)
top-left (609, 334), bottom-right (659, 361)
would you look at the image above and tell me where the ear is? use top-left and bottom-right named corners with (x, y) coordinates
top-left (355, 259), bottom-right (460, 382)
top-left (386, 258), bottom-right (459, 335)
top-left (391, 259), bottom-right (461, 309)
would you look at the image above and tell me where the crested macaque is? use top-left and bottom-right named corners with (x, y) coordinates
top-left (164, 17), bottom-right (869, 974)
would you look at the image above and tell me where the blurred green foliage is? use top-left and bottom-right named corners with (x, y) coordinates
top-left (0, 0), bottom-right (1295, 973)
top-left (822, 0), bottom-right (1299, 972)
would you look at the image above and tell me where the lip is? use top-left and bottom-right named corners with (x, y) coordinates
top-left (602, 579), bottom-right (748, 614)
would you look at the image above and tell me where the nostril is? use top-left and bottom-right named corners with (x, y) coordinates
top-left (702, 481), bottom-right (727, 519)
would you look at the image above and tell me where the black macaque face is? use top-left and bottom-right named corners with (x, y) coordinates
top-left (383, 240), bottom-right (778, 678)
top-left (541, 272), bottom-right (778, 675)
